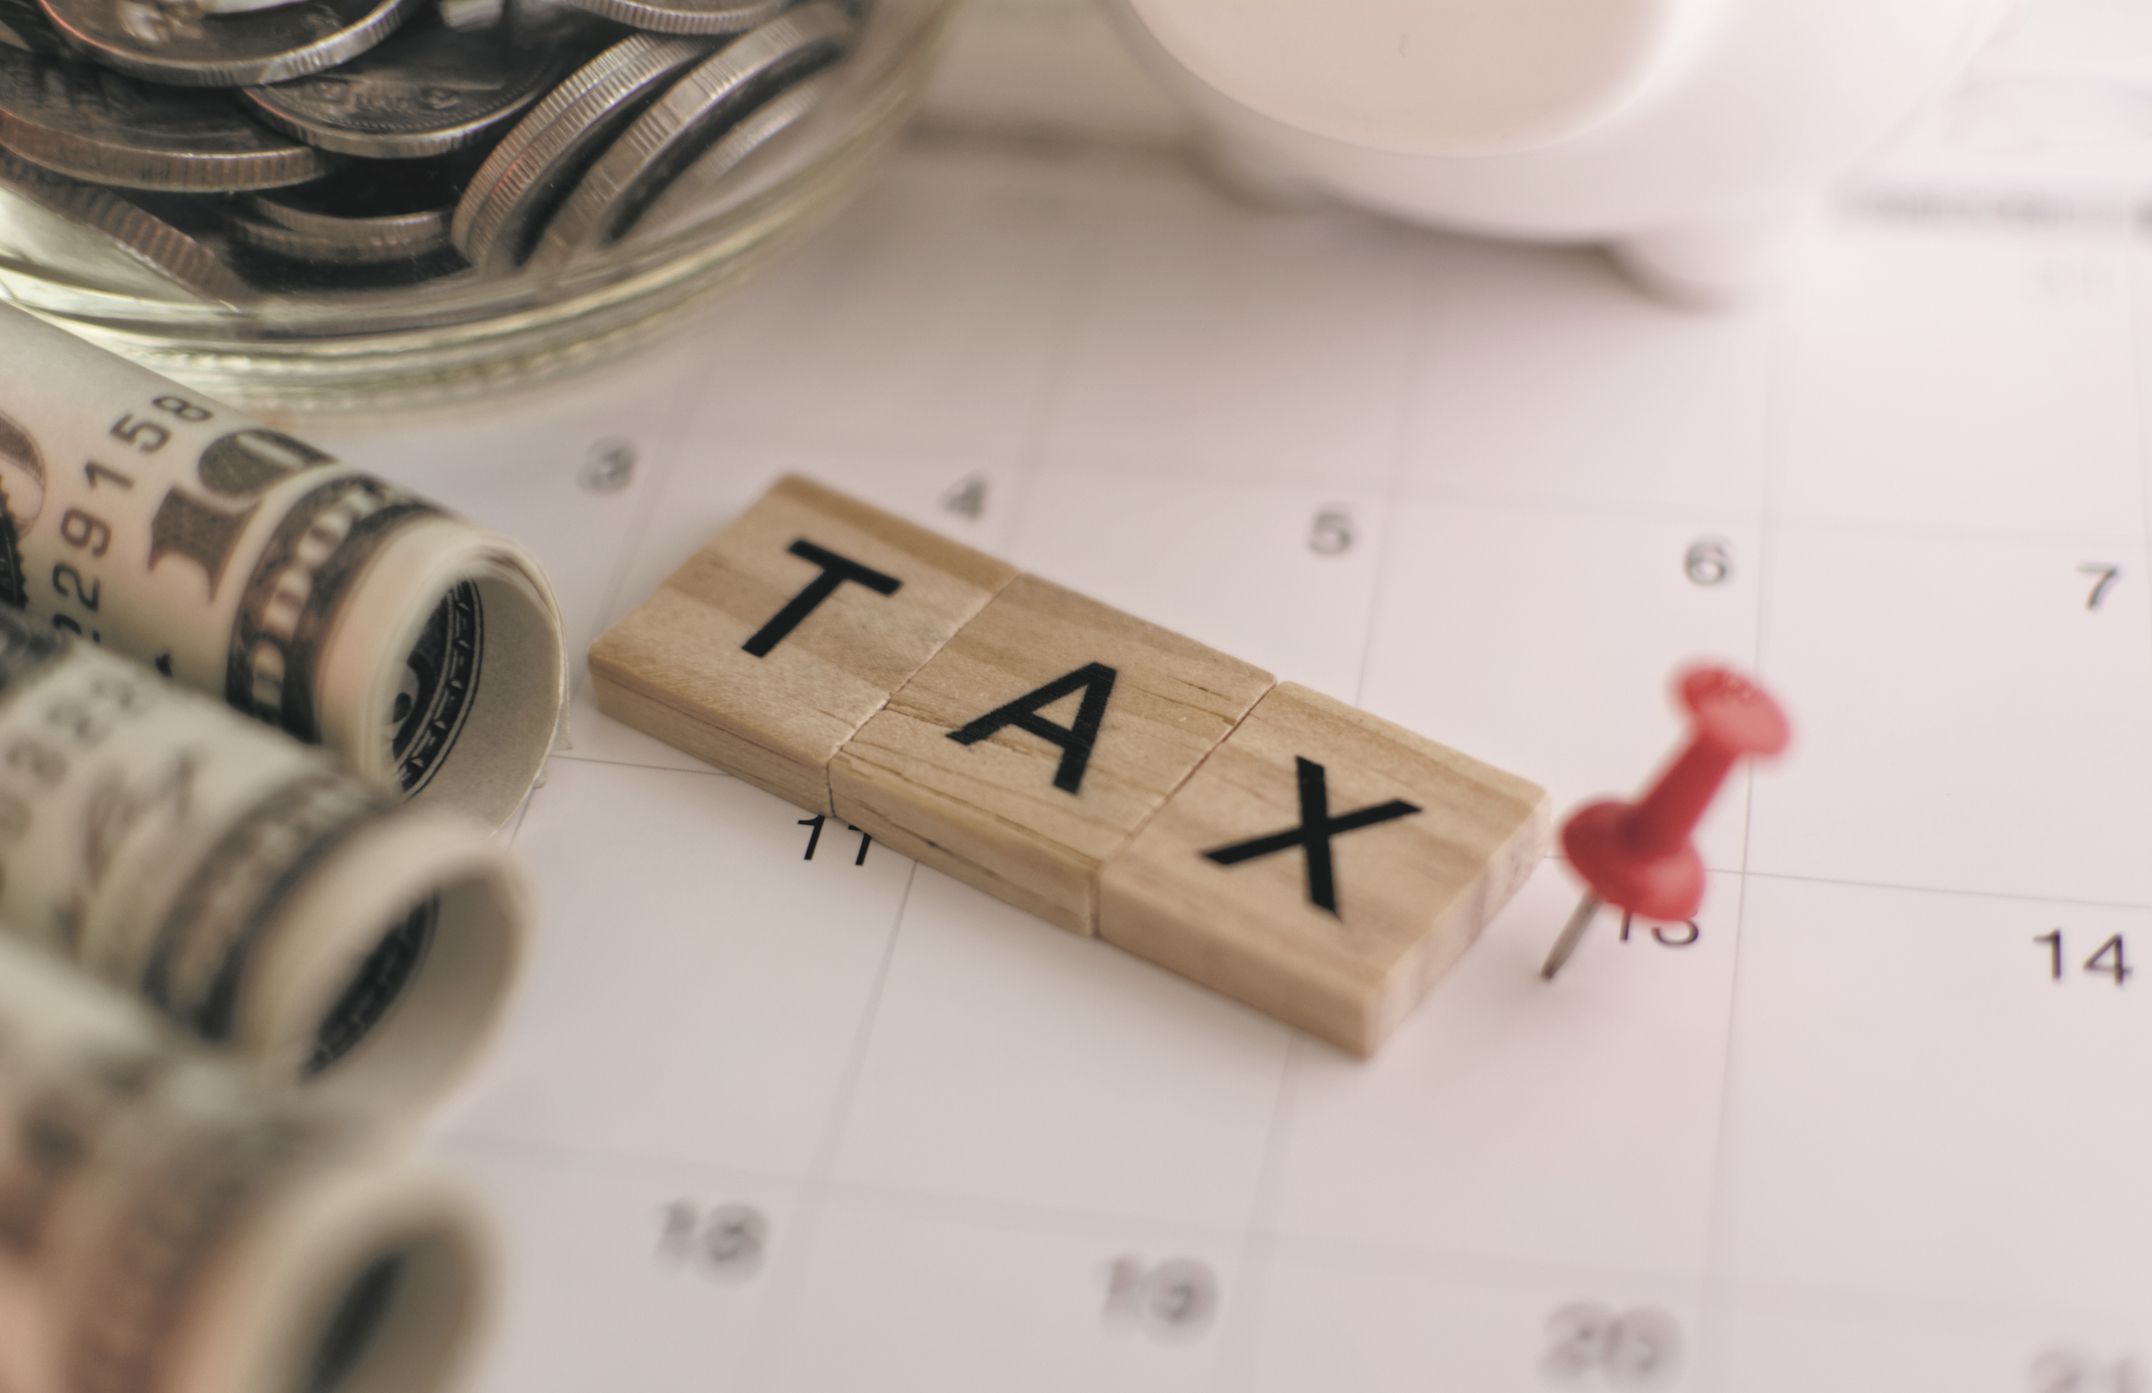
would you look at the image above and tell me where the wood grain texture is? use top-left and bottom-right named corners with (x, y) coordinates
top-left (587, 475), bottom-right (1016, 812)
top-left (829, 575), bottom-right (1273, 934)
top-left (1097, 682), bottom-right (1551, 1055)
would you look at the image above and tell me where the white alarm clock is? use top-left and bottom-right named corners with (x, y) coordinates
top-left (1101, 0), bottom-right (2019, 301)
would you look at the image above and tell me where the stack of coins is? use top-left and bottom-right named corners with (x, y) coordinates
top-left (0, 0), bottom-right (857, 299)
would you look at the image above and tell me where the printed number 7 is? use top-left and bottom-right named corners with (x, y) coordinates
top-left (2079, 563), bottom-right (2121, 611)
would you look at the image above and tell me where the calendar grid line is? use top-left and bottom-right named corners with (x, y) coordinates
top-left (576, 342), bottom-right (707, 671)
top-left (1740, 865), bottom-right (2152, 914)
top-left (1204, 1034), bottom-right (1302, 1393)
top-left (548, 749), bottom-right (733, 778)
top-left (429, 1127), bottom-right (810, 1198)
top-left (2132, 243), bottom-right (2152, 693)
top-left (1198, 253), bottom-right (1448, 1391)
top-left (992, 179), bottom-right (1116, 557)
top-left (1694, 276), bottom-right (1795, 1383)
top-left (734, 860), bottom-right (924, 1389)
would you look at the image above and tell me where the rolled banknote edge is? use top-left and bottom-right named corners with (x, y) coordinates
top-left (0, 936), bottom-right (491, 1393)
top-left (238, 806), bottom-right (531, 1120)
top-left (167, 1161), bottom-right (490, 1393)
top-left (316, 512), bottom-right (568, 829)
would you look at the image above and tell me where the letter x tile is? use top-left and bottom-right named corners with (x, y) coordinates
top-left (1098, 683), bottom-right (1551, 1055)
top-left (588, 475), bottom-right (1016, 811)
top-left (830, 575), bottom-right (1274, 935)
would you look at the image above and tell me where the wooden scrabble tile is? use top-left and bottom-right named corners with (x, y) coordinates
top-left (588, 475), bottom-right (1016, 812)
top-left (830, 575), bottom-right (1274, 934)
top-left (1097, 683), bottom-right (1551, 1055)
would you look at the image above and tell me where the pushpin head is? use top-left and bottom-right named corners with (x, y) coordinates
top-left (1559, 664), bottom-right (1790, 924)
top-left (1678, 666), bottom-right (1790, 759)
top-left (1562, 798), bottom-right (1706, 923)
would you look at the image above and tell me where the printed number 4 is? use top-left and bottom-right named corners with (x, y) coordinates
top-left (798, 814), bottom-right (872, 865)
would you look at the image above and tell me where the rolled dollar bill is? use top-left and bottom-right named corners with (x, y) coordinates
top-left (0, 605), bottom-right (526, 1115)
top-left (0, 303), bottom-right (565, 827)
top-left (0, 934), bottom-right (489, 1393)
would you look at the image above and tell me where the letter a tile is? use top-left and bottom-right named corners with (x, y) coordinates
top-left (830, 576), bottom-right (1273, 934)
top-left (1098, 684), bottom-right (1551, 1055)
top-left (588, 476), bottom-right (1016, 812)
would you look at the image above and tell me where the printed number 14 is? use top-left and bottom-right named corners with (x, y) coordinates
top-left (2034, 930), bottom-right (2131, 986)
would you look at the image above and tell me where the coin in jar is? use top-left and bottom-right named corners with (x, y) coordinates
top-left (450, 34), bottom-right (712, 272)
top-left (193, 0), bottom-right (316, 16)
top-left (233, 165), bottom-right (456, 262)
top-left (36, 0), bottom-right (426, 88)
top-left (618, 68), bottom-right (830, 244)
top-left (0, 153), bottom-right (250, 300)
top-left (530, 5), bottom-right (846, 266)
top-left (0, 0), bottom-right (59, 49)
top-left (0, 49), bottom-right (331, 191)
top-left (555, 0), bottom-right (781, 39)
top-left (243, 20), bottom-right (566, 158)
top-left (436, 0), bottom-right (576, 37)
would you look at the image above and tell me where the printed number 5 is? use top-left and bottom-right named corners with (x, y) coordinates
top-left (1309, 508), bottom-right (1354, 556)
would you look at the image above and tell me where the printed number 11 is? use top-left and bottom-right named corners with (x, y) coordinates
top-left (798, 814), bottom-right (872, 866)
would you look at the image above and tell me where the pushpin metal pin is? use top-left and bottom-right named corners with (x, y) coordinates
top-left (1540, 666), bottom-right (1790, 980)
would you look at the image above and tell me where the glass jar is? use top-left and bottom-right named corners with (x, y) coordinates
top-left (0, 0), bottom-right (952, 408)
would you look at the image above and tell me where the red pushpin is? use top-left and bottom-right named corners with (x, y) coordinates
top-left (1540, 666), bottom-right (1790, 980)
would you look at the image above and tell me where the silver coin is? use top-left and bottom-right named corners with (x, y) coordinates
top-left (37, 0), bottom-right (427, 88)
top-left (0, 153), bottom-right (249, 299)
top-left (229, 206), bottom-right (449, 262)
top-left (436, 0), bottom-right (576, 35)
top-left (0, 0), bottom-right (59, 48)
top-left (0, 49), bottom-right (329, 192)
top-left (242, 22), bottom-right (564, 158)
top-left (624, 68), bottom-right (828, 241)
top-left (531, 8), bottom-right (843, 266)
top-left (555, 0), bottom-right (779, 38)
top-left (194, 0), bottom-right (314, 16)
top-left (449, 33), bottom-right (710, 271)
top-left (236, 180), bottom-right (453, 262)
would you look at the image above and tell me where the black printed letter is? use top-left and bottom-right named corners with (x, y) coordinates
top-left (741, 540), bottom-right (901, 657)
top-left (947, 662), bottom-right (1117, 795)
top-left (1202, 757), bottom-right (1418, 916)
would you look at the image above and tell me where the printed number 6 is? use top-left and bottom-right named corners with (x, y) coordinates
top-left (1684, 539), bottom-right (1730, 587)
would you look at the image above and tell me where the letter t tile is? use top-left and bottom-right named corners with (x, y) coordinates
top-left (588, 475), bottom-right (1017, 812)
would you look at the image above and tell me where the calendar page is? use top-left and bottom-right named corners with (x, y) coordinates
top-left (296, 3), bottom-right (2151, 1386)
